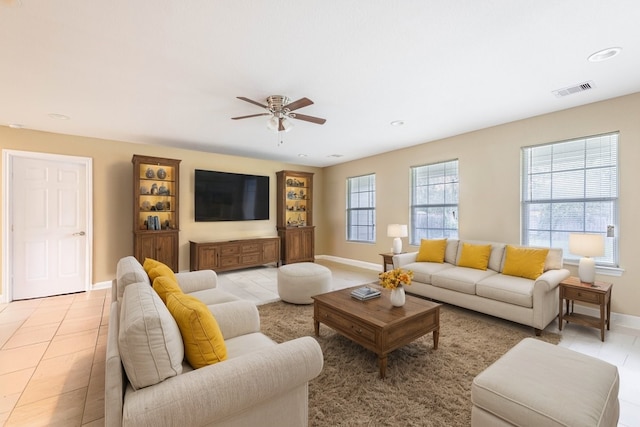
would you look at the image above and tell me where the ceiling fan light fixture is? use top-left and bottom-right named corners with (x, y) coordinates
top-left (267, 116), bottom-right (279, 131)
top-left (282, 118), bottom-right (293, 133)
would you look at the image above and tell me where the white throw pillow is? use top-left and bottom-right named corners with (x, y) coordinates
top-left (119, 282), bottom-right (184, 390)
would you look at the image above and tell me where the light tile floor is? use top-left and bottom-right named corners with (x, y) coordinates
top-left (0, 259), bottom-right (638, 426)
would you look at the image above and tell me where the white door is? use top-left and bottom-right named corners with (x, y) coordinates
top-left (6, 152), bottom-right (91, 300)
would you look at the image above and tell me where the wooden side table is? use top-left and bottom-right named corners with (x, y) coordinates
top-left (379, 252), bottom-right (403, 272)
top-left (558, 276), bottom-right (612, 341)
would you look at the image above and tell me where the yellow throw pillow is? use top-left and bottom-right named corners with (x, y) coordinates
top-left (416, 239), bottom-right (448, 263)
top-left (143, 258), bottom-right (163, 273)
top-left (153, 276), bottom-right (183, 304)
top-left (147, 264), bottom-right (177, 283)
top-left (457, 243), bottom-right (492, 270)
top-left (502, 245), bottom-right (549, 280)
top-left (166, 293), bottom-right (227, 369)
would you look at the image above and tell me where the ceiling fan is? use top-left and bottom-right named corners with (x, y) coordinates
top-left (232, 95), bottom-right (326, 132)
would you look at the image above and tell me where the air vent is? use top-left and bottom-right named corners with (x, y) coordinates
top-left (553, 81), bottom-right (596, 98)
top-left (328, 154), bottom-right (344, 158)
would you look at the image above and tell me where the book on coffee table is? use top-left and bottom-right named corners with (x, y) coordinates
top-left (351, 286), bottom-right (381, 301)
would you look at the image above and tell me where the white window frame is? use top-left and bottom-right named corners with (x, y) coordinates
top-left (346, 174), bottom-right (376, 243)
top-left (410, 159), bottom-right (459, 245)
top-left (521, 132), bottom-right (619, 268)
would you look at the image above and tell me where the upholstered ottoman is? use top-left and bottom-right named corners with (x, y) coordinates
top-left (277, 262), bottom-right (331, 304)
top-left (471, 338), bottom-right (619, 427)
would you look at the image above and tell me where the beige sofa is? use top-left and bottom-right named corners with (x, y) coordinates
top-left (393, 239), bottom-right (570, 334)
top-left (105, 256), bottom-right (324, 427)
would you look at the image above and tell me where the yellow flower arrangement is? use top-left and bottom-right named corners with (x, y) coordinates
top-left (378, 268), bottom-right (413, 290)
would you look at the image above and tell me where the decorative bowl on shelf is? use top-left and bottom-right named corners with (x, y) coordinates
top-left (157, 168), bottom-right (167, 179)
top-left (145, 168), bottom-right (155, 179)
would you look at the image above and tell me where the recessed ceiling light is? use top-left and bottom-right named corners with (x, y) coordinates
top-left (390, 120), bottom-right (405, 126)
top-left (48, 113), bottom-right (70, 120)
top-left (8, 123), bottom-right (24, 129)
top-left (588, 47), bottom-right (622, 62)
top-left (328, 154), bottom-right (343, 158)
top-left (298, 154), bottom-right (308, 158)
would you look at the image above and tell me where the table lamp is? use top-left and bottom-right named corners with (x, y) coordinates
top-left (568, 233), bottom-right (604, 284)
top-left (387, 224), bottom-right (408, 254)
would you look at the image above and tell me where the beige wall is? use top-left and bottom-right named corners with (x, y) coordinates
top-left (323, 93), bottom-right (640, 317)
top-left (0, 128), bottom-right (323, 289)
top-left (2, 93), bottom-right (639, 316)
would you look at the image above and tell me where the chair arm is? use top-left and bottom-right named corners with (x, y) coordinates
top-left (122, 337), bottom-right (323, 427)
top-left (208, 300), bottom-right (261, 339)
top-left (534, 268), bottom-right (571, 292)
top-left (175, 270), bottom-right (217, 293)
top-left (393, 252), bottom-right (418, 268)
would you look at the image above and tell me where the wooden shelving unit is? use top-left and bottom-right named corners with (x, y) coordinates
top-left (132, 154), bottom-right (181, 271)
top-left (276, 170), bottom-right (315, 264)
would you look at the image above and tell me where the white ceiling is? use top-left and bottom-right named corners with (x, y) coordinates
top-left (1, 1), bottom-right (639, 167)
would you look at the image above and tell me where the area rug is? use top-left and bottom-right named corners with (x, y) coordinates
top-left (258, 300), bottom-right (561, 427)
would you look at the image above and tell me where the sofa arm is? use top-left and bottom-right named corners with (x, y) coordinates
top-left (175, 270), bottom-right (217, 293)
top-left (534, 268), bottom-right (571, 292)
top-left (208, 300), bottom-right (261, 339)
top-left (122, 336), bottom-right (323, 427)
top-left (393, 252), bottom-right (418, 268)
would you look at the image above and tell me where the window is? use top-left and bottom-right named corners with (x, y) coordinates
top-left (410, 160), bottom-right (459, 245)
top-left (522, 132), bottom-right (618, 266)
top-left (346, 174), bottom-right (376, 242)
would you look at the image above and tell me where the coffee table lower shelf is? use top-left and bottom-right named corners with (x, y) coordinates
top-left (313, 286), bottom-right (441, 378)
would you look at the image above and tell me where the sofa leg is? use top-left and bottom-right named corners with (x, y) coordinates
top-left (534, 328), bottom-right (542, 336)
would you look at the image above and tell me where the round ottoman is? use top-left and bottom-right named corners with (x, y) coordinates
top-left (277, 262), bottom-right (332, 304)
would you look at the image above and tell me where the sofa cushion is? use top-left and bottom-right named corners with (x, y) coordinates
top-left (118, 282), bottom-right (184, 390)
top-left (457, 243), bottom-right (492, 270)
top-left (476, 274), bottom-right (534, 308)
top-left (402, 261), bottom-right (454, 285)
top-left (432, 267), bottom-right (497, 294)
top-left (153, 275), bottom-right (183, 303)
top-left (544, 248), bottom-right (564, 271)
top-left (444, 239), bottom-right (460, 264)
top-left (167, 293), bottom-right (228, 369)
top-left (416, 239), bottom-right (447, 263)
top-left (116, 256), bottom-right (151, 301)
top-left (502, 245), bottom-right (549, 280)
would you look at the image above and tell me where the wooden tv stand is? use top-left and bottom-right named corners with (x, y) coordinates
top-left (189, 237), bottom-right (280, 273)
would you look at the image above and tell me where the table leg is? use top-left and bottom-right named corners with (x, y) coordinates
top-left (559, 297), bottom-right (564, 331)
top-left (600, 303), bottom-right (605, 342)
top-left (433, 329), bottom-right (439, 350)
top-left (314, 319), bottom-right (320, 337)
top-left (378, 355), bottom-right (387, 379)
top-left (606, 297), bottom-right (611, 331)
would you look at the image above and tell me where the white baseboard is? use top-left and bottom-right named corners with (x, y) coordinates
top-left (572, 304), bottom-right (640, 331)
top-left (315, 254), bottom-right (381, 272)
top-left (316, 254), bottom-right (640, 331)
top-left (92, 280), bottom-right (112, 291)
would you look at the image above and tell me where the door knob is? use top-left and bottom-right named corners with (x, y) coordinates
top-left (73, 231), bottom-right (86, 236)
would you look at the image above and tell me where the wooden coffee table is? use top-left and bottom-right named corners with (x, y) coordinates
top-left (313, 285), bottom-right (441, 378)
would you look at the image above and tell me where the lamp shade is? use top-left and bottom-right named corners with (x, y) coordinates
top-left (569, 234), bottom-right (605, 257)
top-left (387, 224), bottom-right (408, 238)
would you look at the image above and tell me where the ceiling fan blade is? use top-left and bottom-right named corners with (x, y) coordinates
top-left (285, 97), bottom-right (313, 111)
top-left (278, 118), bottom-right (285, 132)
top-left (237, 96), bottom-right (268, 108)
top-left (290, 113), bottom-right (326, 125)
top-left (231, 113), bottom-right (270, 120)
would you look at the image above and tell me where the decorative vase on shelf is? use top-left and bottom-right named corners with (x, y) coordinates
top-left (390, 286), bottom-right (406, 307)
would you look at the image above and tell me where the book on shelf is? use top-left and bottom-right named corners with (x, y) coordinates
top-left (351, 286), bottom-right (381, 301)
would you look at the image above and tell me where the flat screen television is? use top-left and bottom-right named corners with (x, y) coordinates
top-left (194, 169), bottom-right (270, 221)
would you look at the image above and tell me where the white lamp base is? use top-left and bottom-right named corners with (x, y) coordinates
top-left (578, 256), bottom-right (596, 283)
top-left (392, 237), bottom-right (403, 254)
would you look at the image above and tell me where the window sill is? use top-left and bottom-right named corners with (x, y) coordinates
top-left (563, 261), bottom-right (624, 277)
